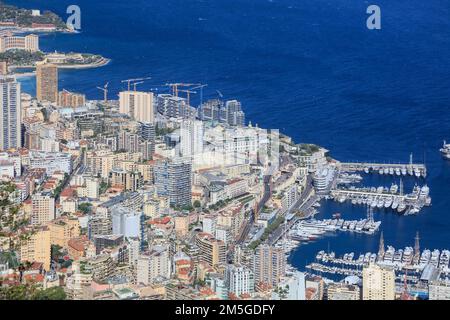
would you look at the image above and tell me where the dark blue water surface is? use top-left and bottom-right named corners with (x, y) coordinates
top-left (9, 0), bottom-right (450, 271)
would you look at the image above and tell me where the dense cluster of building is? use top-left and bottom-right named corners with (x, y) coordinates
top-left (0, 39), bottom-right (449, 301)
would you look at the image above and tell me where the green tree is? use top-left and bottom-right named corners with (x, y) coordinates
top-left (193, 200), bottom-right (201, 208)
top-left (78, 202), bottom-right (92, 214)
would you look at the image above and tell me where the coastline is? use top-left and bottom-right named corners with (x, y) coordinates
top-left (9, 57), bottom-right (111, 73)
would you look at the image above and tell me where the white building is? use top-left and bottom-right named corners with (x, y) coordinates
top-left (272, 271), bottom-right (306, 300)
top-left (85, 177), bottom-right (100, 199)
top-left (179, 119), bottom-right (203, 158)
top-left (29, 151), bottom-right (73, 175)
top-left (226, 264), bottom-right (255, 298)
top-left (0, 76), bottom-right (21, 151)
top-left (136, 245), bottom-right (171, 285)
top-left (0, 152), bottom-right (21, 176)
top-left (31, 192), bottom-right (55, 226)
top-left (202, 215), bottom-right (217, 236)
top-left (126, 237), bottom-right (140, 267)
top-left (111, 206), bottom-right (142, 239)
top-left (429, 280), bottom-right (450, 300)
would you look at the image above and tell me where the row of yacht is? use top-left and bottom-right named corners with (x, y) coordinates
top-left (364, 165), bottom-right (425, 178)
top-left (314, 247), bottom-right (450, 271)
top-left (289, 218), bottom-right (381, 241)
top-left (333, 184), bottom-right (431, 214)
top-left (381, 247), bottom-right (450, 270)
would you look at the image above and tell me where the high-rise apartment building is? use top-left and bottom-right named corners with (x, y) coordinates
top-left (111, 205), bottom-right (144, 239)
top-left (119, 91), bottom-right (154, 123)
top-left (136, 245), bottom-right (171, 285)
top-left (180, 119), bottom-right (203, 158)
top-left (31, 192), bottom-right (55, 226)
top-left (195, 232), bottom-right (226, 267)
top-left (156, 94), bottom-right (196, 119)
top-left (362, 264), bottom-right (396, 300)
top-left (226, 264), bottom-right (255, 298)
top-left (253, 244), bottom-right (286, 288)
top-left (0, 76), bottom-right (21, 150)
top-left (154, 159), bottom-right (192, 207)
top-left (58, 89), bottom-right (86, 108)
top-left (19, 227), bottom-right (51, 271)
top-left (36, 62), bottom-right (58, 103)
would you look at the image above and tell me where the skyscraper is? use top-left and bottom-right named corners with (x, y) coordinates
top-left (180, 119), bottom-right (203, 158)
top-left (0, 76), bottom-right (21, 151)
top-left (36, 62), bottom-right (58, 103)
top-left (362, 264), bottom-right (396, 300)
top-left (119, 91), bottom-right (154, 123)
top-left (154, 159), bottom-right (192, 207)
top-left (253, 244), bottom-right (286, 288)
top-left (31, 192), bottom-right (56, 226)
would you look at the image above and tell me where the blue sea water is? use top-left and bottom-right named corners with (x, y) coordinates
top-left (8, 0), bottom-right (450, 271)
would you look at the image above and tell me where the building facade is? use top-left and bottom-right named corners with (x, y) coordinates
top-left (0, 76), bottom-right (21, 150)
top-left (36, 62), bottom-right (58, 103)
top-left (362, 264), bottom-right (395, 300)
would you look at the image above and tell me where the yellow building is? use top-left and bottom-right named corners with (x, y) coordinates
top-left (20, 227), bottom-right (51, 271)
top-left (174, 215), bottom-right (189, 237)
top-left (362, 264), bottom-right (395, 300)
top-left (48, 216), bottom-right (81, 248)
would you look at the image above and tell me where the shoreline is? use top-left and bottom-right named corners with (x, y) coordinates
top-left (9, 57), bottom-right (111, 74)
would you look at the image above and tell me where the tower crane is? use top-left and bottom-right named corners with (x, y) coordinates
top-left (178, 89), bottom-right (197, 106)
top-left (164, 83), bottom-right (197, 97)
top-left (132, 81), bottom-right (145, 91)
top-left (191, 84), bottom-right (208, 106)
top-left (96, 82), bottom-right (109, 104)
top-left (121, 77), bottom-right (151, 91)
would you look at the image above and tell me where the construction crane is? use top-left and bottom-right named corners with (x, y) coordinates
top-left (216, 89), bottom-right (224, 98)
top-left (164, 83), bottom-right (198, 97)
top-left (191, 84), bottom-right (208, 106)
top-left (96, 82), bottom-right (109, 104)
top-left (178, 89), bottom-right (197, 106)
top-left (132, 81), bottom-right (144, 91)
top-left (121, 77), bottom-right (151, 91)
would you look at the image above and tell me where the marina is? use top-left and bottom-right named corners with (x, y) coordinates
top-left (306, 232), bottom-right (450, 284)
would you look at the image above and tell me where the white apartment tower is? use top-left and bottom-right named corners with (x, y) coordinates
top-left (0, 76), bottom-right (21, 151)
top-left (180, 119), bottom-right (204, 157)
top-left (31, 193), bottom-right (56, 226)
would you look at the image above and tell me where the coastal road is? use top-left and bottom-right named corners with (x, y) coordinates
top-left (268, 175), bottom-right (317, 245)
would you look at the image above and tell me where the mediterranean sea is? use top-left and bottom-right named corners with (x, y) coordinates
top-left (9, 0), bottom-right (450, 272)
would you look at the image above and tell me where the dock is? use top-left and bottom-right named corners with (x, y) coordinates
top-left (330, 183), bottom-right (431, 215)
top-left (339, 162), bottom-right (426, 178)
